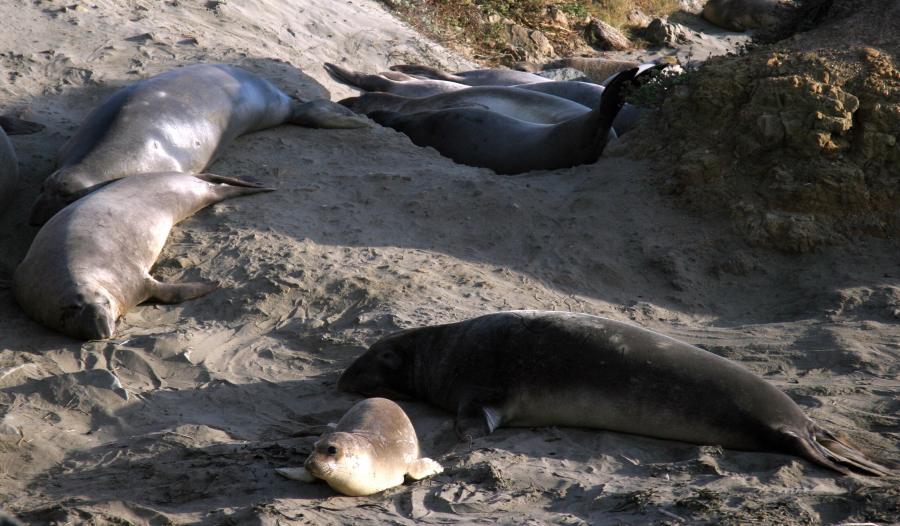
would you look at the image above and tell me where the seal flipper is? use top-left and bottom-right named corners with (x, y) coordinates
top-left (275, 467), bottom-right (317, 483)
top-left (145, 278), bottom-right (219, 304)
top-left (405, 458), bottom-right (444, 480)
top-left (323, 63), bottom-right (393, 92)
top-left (388, 64), bottom-right (460, 82)
top-left (289, 100), bottom-right (371, 129)
top-left (0, 115), bottom-right (44, 135)
top-left (455, 396), bottom-right (505, 441)
top-left (788, 422), bottom-right (892, 477)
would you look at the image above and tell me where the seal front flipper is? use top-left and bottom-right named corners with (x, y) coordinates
top-left (0, 115), bottom-right (44, 135)
top-left (405, 458), bottom-right (443, 480)
top-left (455, 396), bottom-right (505, 441)
top-left (275, 466), bottom-right (318, 483)
top-left (290, 100), bottom-right (371, 129)
top-left (145, 278), bottom-right (219, 304)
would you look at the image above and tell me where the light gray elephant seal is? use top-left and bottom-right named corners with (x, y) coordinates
top-left (1, 116), bottom-right (44, 212)
top-left (388, 64), bottom-right (547, 86)
top-left (276, 398), bottom-right (443, 496)
top-left (339, 311), bottom-right (891, 477)
top-left (30, 64), bottom-right (367, 225)
top-left (517, 57), bottom-right (641, 84)
top-left (324, 63), bottom-right (468, 98)
top-left (14, 172), bottom-right (271, 340)
top-left (366, 67), bottom-right (638, 174)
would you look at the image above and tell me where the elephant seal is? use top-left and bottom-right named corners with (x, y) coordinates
top-left (529, 57), bottom-right (641, 84)
top-left (388, 64), bottom-right (547, 86)
top-left (366, 67), bottom-right (638, 174)
top-left (14, 172), bottom-right (271, 340)
top-left (701, 0), bottom-right (794, 32)
top-left (1, 116), bottom-right (44, 212)
top-left (324, 63), bottom-right (467, 98)
top-left (276, 398), bottom-right (443, 496)
top-left (340, 86), bottom-right (591, 125)
top-left (338, 311), bottom-right (891, 477)
top-left (30, 64), bottom-right (367, 225)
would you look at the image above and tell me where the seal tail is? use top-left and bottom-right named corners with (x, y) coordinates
top-left (789, 422), bottom-right (892, 477)
top-left (195, 173), bottom-right (275, 197)
top-left (389, 64), bottom-right (461, 82)
top-left (323, 63), bottom-right (391, 92)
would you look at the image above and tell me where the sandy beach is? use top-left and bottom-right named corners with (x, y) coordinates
top-left (0, 1), bottom-right (898, 524)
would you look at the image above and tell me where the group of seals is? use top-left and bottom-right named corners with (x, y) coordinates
top-left (29, 64), bottom-right (368, 225)
top-left (277, 398), bottom-right (443, 496)
top-left (339, 310), bottom-right (890, 477)
top-left (327, 61), bottom-right (660, 173)
top-left (14, 64), bottom-right (369, 339)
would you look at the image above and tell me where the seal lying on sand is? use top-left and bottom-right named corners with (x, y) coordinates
top-left (30, 64), bottom-right (367, 225)
top-left (388, 64), bottom-right (547, 86)
top-left (276, 398), bottom-right (443, 496)
top-left (324, 63), bottom-right (467, 98)
top-left (15, 172), bottom-right (271, 340)
top-left (340, 86), bottom-right (592, 125)
top-left (339, 311), bottom-right (891, 477)
top-left (516, 57), bottom-right (641, 84)
top-left (366, 68), bottom-right (638, 174)
top-left (0, 116), bottom-right (44, 212)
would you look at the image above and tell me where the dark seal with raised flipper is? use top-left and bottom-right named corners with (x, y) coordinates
top-left (339, 310), bottom-right (891, 477)
top-left (15, 172), bottom-right (271, 340)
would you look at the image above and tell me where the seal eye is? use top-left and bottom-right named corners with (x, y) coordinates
top-left (327, 446), bottom-right (338, 455)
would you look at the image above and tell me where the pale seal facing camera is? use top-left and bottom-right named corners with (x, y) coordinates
top-left (276, 398), bottom-right (443, 496)
top-left (339, 311), bottom-right (891, 477)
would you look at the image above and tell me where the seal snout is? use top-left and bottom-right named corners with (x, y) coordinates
top-left (64, 300), bottom-right (116, 340)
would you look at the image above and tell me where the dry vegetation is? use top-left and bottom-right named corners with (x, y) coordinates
top-left (380, 0), bottom-right (680, 63)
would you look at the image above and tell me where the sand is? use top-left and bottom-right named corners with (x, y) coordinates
top-left (0, 1), bottom-right (898, 524)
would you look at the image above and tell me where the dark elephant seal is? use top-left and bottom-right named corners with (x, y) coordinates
top-left (324, 63), bottom-right (467, 98)
top-left (14, 172), bottom-right (271, 340)
top-left (276, 398), bottom-right (442, 496)
top-left (0, 116), bottom-right (44, 212)
top-left (701, 0), bottom-right (794, 31)
top-left (366, 68), bottom-right (638, 174)
top-left (338, 311), bottom-right (891, 477)
top-left (30, 64), bottom-right (367, 225)
top-left (388, 64), bottom-right (547, 86)
top-left (340, 86), bottom-right (591, 125)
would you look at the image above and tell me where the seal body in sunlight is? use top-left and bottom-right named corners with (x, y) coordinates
top-left (517, 57), bottom-right (641, 85)
top-left (276, 398), bottom-right (442, 496)
top-left (30, 64), bottom-right (367, 224)
top-left (0, 115), bottom-right (44, 212)
top-left (323, 62), bottom-right (468, 98)
top-left (339, 310), bottom-right (891, 477)
top-left (365, 67), bottom-right (639, 174)
top-left (14, 172), bottom-right (271, 340)
top-left (388, 64), bottom-right (547, 86)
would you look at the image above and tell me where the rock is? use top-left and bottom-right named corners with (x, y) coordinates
top-left (701, 0), bottom-right (800, 33)
top-left (678, 0), bottom-right (706, 14)
top-left (641, 18), bottom-right (691, 46)
top-left (584, 18), bottom-right (631, 51)
top-left (546, 5), bottom-right (568, 27)
top-left (626, 8), bottom-right (652, 28)
top-left (504, 23), bottom-right (555, 63)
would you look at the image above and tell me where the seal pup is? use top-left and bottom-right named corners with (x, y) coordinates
top-left (30, 64), bottom-right (367, 225)
top-left (15, 172), bottom-right (271, 340)
top-left (338, 311), bottom-right (891, 477)
top-left (324, 63), bottom-right (467, 98)
top-left (366, 67), bottom-right (638, 174)
top-left (388, 64), bottom-right (547, 86)
top-left (1, 116), bottom-right (44, 212)
top-left (276, 398), bottom-right (443, 496)
top-left (340, 86), bottom-right (592, 125)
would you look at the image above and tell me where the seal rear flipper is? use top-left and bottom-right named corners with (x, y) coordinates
top-left (323, 63), bottom-right (392, 92)
top-left (405, 458), bottom-right (443, 480)
top-left (789, 423), bottom-right (892, 477)
top-left (275, 467), bottom-right (317, 483)
top-left (145, 278), bottom-right (219, 304)
top-left (194, 173), bottom-right (275, 200)
top-left (289, 100), bottom-right (371, 129)
top-left (0, 115), bottom-right (44, 135)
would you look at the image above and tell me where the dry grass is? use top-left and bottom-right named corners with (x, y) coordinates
top-left (380, 0), bottom-right (681, 64)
